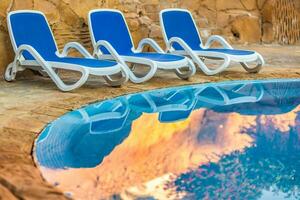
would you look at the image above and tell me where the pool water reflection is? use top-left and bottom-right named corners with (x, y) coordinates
top-left (35, 79), bottom-right (300, 200)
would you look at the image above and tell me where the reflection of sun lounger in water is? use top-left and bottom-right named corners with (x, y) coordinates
top-left (195, 83), bottom-right (264, 108)
top-left (78, 97), bottom-right (140, 134)
top-left (35, 103), bottom-right (133, 169)
top-left (127, 83), bottom-right (264, 123)
top-left (35, 80), bottom-right (299, 170)
top-left (211, 81), bottom-right (300, 115)
top-left (127, 89), bottom-right (197, 123)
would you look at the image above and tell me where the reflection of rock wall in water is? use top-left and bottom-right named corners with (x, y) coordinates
top-left (0, 0), bottom-right (299, 74)
top-left (172, 113), bottom-right (300, 200)
top-left (40, 110), bottom-right (255, 199)
top-left (39, 105), bottom-right (300, 200)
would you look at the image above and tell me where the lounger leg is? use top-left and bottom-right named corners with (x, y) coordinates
top-left (48, 66), bottom-right (89, 91)
top-left (106, 60), bottom-right (156, 84)
top-left (134, 63), bottom-right (157, 83)
top-left (240, 53), bottom-right (264, 73)
top-left (107, 60), bottom-right (157, 83)
top-left (193, 55), bottom-right (231, 75)
top-left (14, 45), bottom-right (90, 91)
top-left (240, 62), bottom-right (262, 73)
top-left (104, 71), bottom-right (128, 87)
top-left (174, 59), bottom-right (196, 80)
top-left (103, 59), bottom-right (155, 84)
top-left (169, 37), bottom-right (231, 76)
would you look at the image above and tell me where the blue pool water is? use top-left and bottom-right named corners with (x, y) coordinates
top-left (35, 79), bottom-right (300, 200)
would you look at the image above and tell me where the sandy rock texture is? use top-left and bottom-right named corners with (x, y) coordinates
top-left (0, 0), bottom-right (300, 74)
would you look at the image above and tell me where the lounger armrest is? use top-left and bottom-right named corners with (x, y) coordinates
top-left (94, 40), bottom-right (126, 65)
top-left (169, 37), bottom-right (195, 53)
top-left (15, 44), bottom-right (49, 66)
top-left (204, 35), bottom-right (233, 49)
top-left (60, 42), bottom-right (94, 58)
top-left (9, 44), bottom-right (48, 75)
top-left (135, 38), bottom-right (165, 53)
top-left (15, 44), bottom-right (89, 91)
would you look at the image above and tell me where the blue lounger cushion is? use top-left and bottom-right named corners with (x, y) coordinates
top-left (10, 12), bottom-right (59, 60)
top-left (195, 48), bottom-right (256, 56)
top-left (42, 57), bottom-right (117, 68)
top-left (161, 10), bottom-right (202, 51)
top-left (89, 11), bottom-right (134, 55)
top-left (124, 52), bottom-right (184, 62)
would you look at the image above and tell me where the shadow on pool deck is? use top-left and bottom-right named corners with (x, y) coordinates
top-left (0, 45), bottom-right (300, 199)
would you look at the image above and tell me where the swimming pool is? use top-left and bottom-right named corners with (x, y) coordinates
top-left (34, 79), bottom-right (300, 200)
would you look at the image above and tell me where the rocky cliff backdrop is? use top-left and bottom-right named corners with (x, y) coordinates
top-left (0, 0), bottom-right (299, 75)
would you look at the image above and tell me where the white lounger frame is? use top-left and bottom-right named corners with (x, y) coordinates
top-left (88, 9), bottom-right (196, 83)
top-left (126, 90), bottom-right (197, 123)
top-left (78, 97), bottom-right (130, 134)
top-left (5, 10), bottom-right (129, 91)
top-left (140, 91), bottom-right (196, 113)
top-left (160, 9), bottom-right (265, 76)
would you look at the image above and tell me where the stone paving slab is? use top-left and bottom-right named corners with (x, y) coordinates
top-left (0, 45), bottom-right (300, 199)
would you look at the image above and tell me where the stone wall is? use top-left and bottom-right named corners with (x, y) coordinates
top-left (0, 0), bottom-right (299, 75)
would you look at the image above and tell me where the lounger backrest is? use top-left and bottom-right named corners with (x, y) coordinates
top-left (160, 9), bottom-right (202, 50)
top-left (89, 10), bottom-right (134, 55)
top-left (8, 11), bottom-right (58, 60)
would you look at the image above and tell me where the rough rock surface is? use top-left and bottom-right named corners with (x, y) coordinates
top-left (0, 45), bottom-right (300, 199)
top-left (0, 0), bottom-right (299, 75)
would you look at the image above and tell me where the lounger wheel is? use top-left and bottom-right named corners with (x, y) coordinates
top-left (168, 37), bottom-right (231, 75)
top-left (4, 63), bottom-right (16, 82)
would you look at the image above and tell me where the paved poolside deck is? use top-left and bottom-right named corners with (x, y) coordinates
top-left (0, 45), bottom-right (300, 199)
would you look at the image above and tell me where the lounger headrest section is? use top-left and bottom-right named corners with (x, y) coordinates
top-left (89, 10), bottom-right (134, 55)
top-left (8, 11), bottom-right (58, 60)
top-left (161, 9), bottom-right (202, 50)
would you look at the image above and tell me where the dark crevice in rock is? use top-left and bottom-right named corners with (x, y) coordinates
top-left (0, 176), bottom-right (24, 200)
top-left (231, 28), bottom-right (241, 40)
